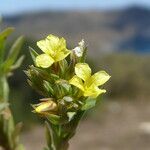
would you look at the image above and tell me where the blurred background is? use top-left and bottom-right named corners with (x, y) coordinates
top-left (1, 0), bottom-right (150, 150)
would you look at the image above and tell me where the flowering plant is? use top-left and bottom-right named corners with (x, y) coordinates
top-left (0, 27), bottom-right (24, 150)
top-left (26, 35), bottom-right (110, 150)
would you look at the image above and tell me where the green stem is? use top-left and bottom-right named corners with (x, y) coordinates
top-left (46, 111), bottom-right (85, 150)
top-left (52, 126), bottom-right (69, 150)
top-left (0, 76), bottom-right (24, 150)
top-left (0, 76), bottom-right (9, 101)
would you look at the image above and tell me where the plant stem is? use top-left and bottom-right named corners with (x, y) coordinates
top-left (46, 111), bottom-right (85, 150)
top-left (0, 76), bottom-right (24, 150)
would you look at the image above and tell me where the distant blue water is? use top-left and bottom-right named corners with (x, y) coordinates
top-left (120, 35), bottom-right (150, 53)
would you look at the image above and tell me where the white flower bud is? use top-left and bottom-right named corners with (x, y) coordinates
top-left (73, 39), bottom-right (85, 57)
top-left (73, 46), bottom-right (83, 57)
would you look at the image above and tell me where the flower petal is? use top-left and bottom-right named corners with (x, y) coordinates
top-left (84, 87), bottom-right (106, 98)
top-left (37, 39), bottom-right (52, 55)
top-left (37, 35), bottom-right (59, 55)
top-left (36, 54), bottom-right (54, 68)
top-left (89, 71), bottom-right (110, 87)
top-left (75, 63), bottom-right (91, 81)
top-left (57, 37), bottom-right (67, 51)
top-left (47, 34), bottom-right (60, 48)
top-left (69, 75), bottom-right (84, 91)
top-left (54, 49), bottom-right (70, 62)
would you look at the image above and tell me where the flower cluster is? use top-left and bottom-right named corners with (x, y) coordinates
top-left (26, 34), bottom-right (110, 125)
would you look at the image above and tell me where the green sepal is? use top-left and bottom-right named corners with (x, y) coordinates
top-left (43, 81), bottom-right (54, 96)
top-left (55, 79), bottom-right (71, 94)
top-left (67, 112), bottom-right (76, 122)
top-left (27, 79), bottom-right (48, 97)
top-left (80, 46), bottom-right (87, 63)
top-left (81, 97), bottom-right (96, 110)
top-left (58, 59), bottom-right (68, 78)
top-left (46, 114), bottom-right (61, 125)
top-left (26, 67), bottom-right (52, 97)
top-left (30, 65), bottom-right (59, 83)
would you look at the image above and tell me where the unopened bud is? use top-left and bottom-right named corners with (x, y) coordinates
top-left (35, 100), bottom-right (58, 114)
top-left (72, 39), bottom-right (85, 57)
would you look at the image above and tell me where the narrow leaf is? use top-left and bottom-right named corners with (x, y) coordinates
top-left (11, 55), bottom-right (25, 70)
top-left (29, 46), bottom-right (39, 64)
top-left (0, 27), bottom-right (14, 62)
top-left (0, 27), bottom-right (14, 40)
top-left (3, 36), bottom-right (24, 73)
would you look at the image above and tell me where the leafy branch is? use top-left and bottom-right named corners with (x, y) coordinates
top-left (0, 27), bottom-right (24, 150)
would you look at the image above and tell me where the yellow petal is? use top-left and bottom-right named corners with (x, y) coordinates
top-left (47, 35), bottom-right (67, 54)
top-left (89, 71), bottom-right (110, 87)
top-left (37, 35), bottom-right (60, 55)
top-left (69, 75), bottom-right (84, 91)
top-left (84, 87), bottom-right (106, 98)
top-left (47, 34), bottom-right (60, 49)
top-left (54, 49), bottom-right (71, 62)
top-left (75, 63), bottom-right (91, 81)
top-left (57, 37), bottom-right (67, 51)
top-left (35, 100), bottom-right (57, 113)
top-left (36, 54), bottom-right (54, 68)
top-left (37, 39), bottom-right (53, 55)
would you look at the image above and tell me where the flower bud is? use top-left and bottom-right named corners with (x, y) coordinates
top-left (35, 100), bottom-right (58, 115)
top-left (72, 39), bottom-right (85, 57)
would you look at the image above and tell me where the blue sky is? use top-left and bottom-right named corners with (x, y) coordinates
top-left (1, 0), bottom-right (150, 15)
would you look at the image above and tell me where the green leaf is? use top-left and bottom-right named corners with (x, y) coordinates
top-left (2, 36), bottom-right (24, 74)
top-left (0, 27), bottom-right (14, 40)
top-left (29, 46), bottom-right (39, 64)
top-left (81, 97), bottom-right (96, 110)
top-left (0, 27), bottom-right (14, 63)
top-left (7, 36), bottom-right (24, 61)
top-left (11, 55), bottom-right (25, 70)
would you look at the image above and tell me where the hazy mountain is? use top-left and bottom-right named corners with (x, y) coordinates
top-left (2, 6), bottom-right (150, 59)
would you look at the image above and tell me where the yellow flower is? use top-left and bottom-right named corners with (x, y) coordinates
top-left (36, 34), bottom-right (71, 68)
top-left (69, 63), bottom-right (110, 98)
top-left (35, 99), bottom-right (58, 115)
